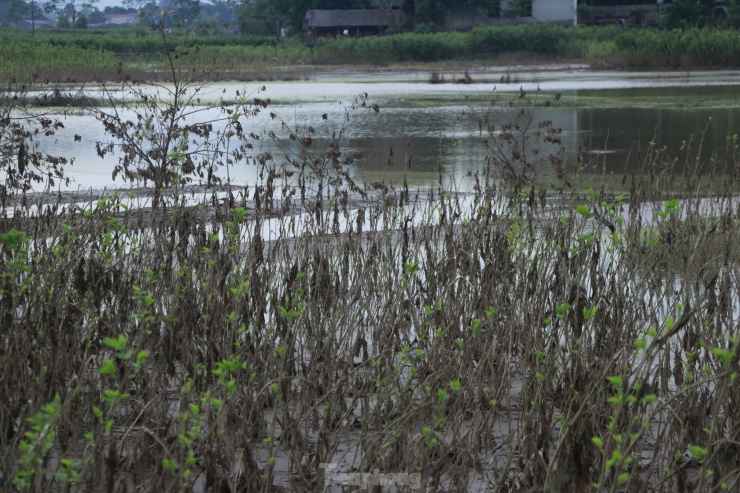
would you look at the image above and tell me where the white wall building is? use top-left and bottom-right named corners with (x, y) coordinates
top-left (443, 1), bottom-right (577, 31)
top-left (499, 0), bottom-right (577, 25)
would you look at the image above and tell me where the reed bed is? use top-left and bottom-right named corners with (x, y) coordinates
top-left (1, 48), bottom-right (740, 493)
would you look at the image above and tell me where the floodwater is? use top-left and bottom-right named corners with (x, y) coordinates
top-left (24, 69), bottom-right (740, 192)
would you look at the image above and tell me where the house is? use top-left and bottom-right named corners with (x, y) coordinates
top-left (586, 4), bottom-right (659, 26)
top-left (304, 0), bottom-right (575, 41)
top-left (17, 19), bottom-right (56, 29)
top-left (445, 0), bottom-right (577, 30)
top-left (499, 0), bottom-right (576, 25)
top-left (104, 13), bottom-right (136, 26)
top-left (303, 9), bottom-right (407, 41)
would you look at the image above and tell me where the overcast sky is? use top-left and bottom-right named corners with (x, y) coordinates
top-left (92, 0), bottom-right (134, 10)
top-left (98, 0), bottom-right (120, 8)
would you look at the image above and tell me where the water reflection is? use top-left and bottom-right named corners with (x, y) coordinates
top-left (577, 106), bottom-right (739, 172)
top-left (23, 80), bottom-right (740, 192)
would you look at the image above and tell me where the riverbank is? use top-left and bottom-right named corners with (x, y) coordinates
top-left (4, 24), bottom-right (740, 84)
top-left (301, 64), bottom-right (740, 106)
top-left (17, 65), bottom-right (740, 114)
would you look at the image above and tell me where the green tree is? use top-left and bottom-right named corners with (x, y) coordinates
top-left (237, 0), bottom-right (272, 35)
top-left (235, 0), bottom-right (500, 35)
top-left (56, 12), bottom-right (70, 26)
top-left (201, 0), bottom-right (236, 26)
top-left (0, 0), bottom-right (49, 31)
top-left (103, 5), bottom-right (135, 13)
top-left (44, 0), bottom-right (99, 32)
top-left (134, 1), bottom-right (159, 26)
top-left (238, 0), bottom-right (375, 36)
top-left (414, 0), bottom-right (500, 25)
top-left (503, 0), bottom-right (532, 17)
top-left (662, 0), bottom-right (728, 27)
top-left (87, 7), bottom-right (104, 23)
top-left (716, 0), bottom-right (740, 25)
top-left (237, 0), bottom-right (300, 36)
top-left (589, 0), bottom-right (652, 4)
top-left (0, 0), bottom-right (29, 26)
top-left (173, 0), bottom-right (200, 27)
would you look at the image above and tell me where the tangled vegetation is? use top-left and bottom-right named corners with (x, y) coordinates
top-left (1, 31), bottom-right (740, 493)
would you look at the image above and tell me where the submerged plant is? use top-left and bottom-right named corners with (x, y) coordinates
top-left (92, 27), bottom-right (264, 205)
top-left (0, 80), bottom-right (71, 203)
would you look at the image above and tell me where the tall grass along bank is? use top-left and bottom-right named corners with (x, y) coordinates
top-left (3, 25), bottom-right (740, 84)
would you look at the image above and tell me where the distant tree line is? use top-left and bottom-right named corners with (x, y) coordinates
top-left (663, 0), bottom-right (740, 27)
top-left (239, 0), bottom-right (740, 36)
top-left (2, 0), bottom-right (739, 35)
top-left (236, 0), bottom-right (501, 36)
top-left (580, 0), bottom-right (740, 28)
top-left (0, 0), bottom-right (237, 33)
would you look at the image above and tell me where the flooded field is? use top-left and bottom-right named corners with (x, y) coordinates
top-left (28, 69), bottom-right (740, 191)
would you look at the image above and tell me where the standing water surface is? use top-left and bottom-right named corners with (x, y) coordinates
top-left (31, 69), bottom-right (740, 191)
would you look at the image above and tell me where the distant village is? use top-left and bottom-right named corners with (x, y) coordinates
top-left (14, 7), bottom-right (162, 30)
top-left (7, 2), bottom-right (226, 31)
top-left (4, 1), bottom-right (667, 37)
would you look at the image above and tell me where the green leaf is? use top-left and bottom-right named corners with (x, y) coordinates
top-left (583, 306), bottom-right (598, 321)
top-left (688, 445), bottom-right (708, 463)
top-left (226, 380), bottom-right (236, 395)
top-left (642, 394), bottom-right (657, 405)
top-left (605, 450), bottom-right (622, 470)
top-left (575, 205), bottom-right (592, 218)
top-left (117, 349), bottom-right (134, 361)
top-left (103, 335), bottom-right (126, 351)
top-left (711, 348), bottom-right (735, 364)
top-left (102, 389), bottom-right (129, 405)
top-left (555, 303), bottom-right (571, 319)
top-left (163, 458), bottom-right (178, 472)
top-left (606, 375), bottom-right (622, 389)
top-left (136, 350), bottom-right (150, 366)
top-left (1, 229), bottom-right (29, 251)
top-left (99, 359), bottom-right (116, 376)
top-left (592, 436), bottom-right (603, 448)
